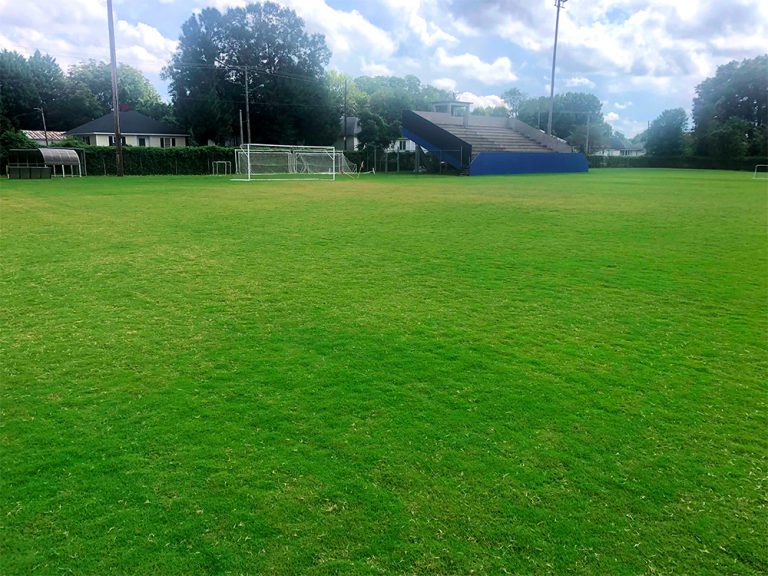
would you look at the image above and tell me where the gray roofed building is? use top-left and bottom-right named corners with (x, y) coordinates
top-left (336, 116), bottom-right (362, 150)
top-left (66, 110), bottom-right (188, 148)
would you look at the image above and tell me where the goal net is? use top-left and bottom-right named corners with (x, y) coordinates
top-left (234, 144), bottom-right (356, 181)
top-left (753, 164), bottom-right (768, 180)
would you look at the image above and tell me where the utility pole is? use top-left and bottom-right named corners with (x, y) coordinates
top-left (343, 77), bottom-right (348, 151)
top-left (547, 0), bottom-right (568, 136)
top-left (107, 0), bottom-right (123, 176)
top-left (35, 106), bottom-right (48, 146)
top-left (244, 67), bottom-right (251, 145)
top-left (239, 109), bottom-right (244, 146)
top-left (585, 112), bottom-right (591, 155)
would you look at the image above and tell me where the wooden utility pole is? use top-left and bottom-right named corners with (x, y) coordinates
top-left (107, 0), bottom-right (123, 176)
top-left (244, 67), bottom-right (251, 145)
top-left (343, 78), bottom-right (348, 151)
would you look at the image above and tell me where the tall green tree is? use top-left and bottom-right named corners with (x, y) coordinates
top-left (164, 2), bottom-right (336, 145)
top-left (646, 108), bottom-right (688, 157)
top-left (693, 55), bottom-right (768, 157)
top-left (471, 106), bottom-right (509, 117)
top-left (0, 50), bottom-right (38, 131)
top-left (517, 92), bottom-right (610, 151)
top-left (25, 51), bottom-right (67, 128)
top-left (68, 60), bottom-right (166, 119)
top-left (352, 75), bottom-right (452, 148)
top-left (500, 88), bottom-right (525, 117)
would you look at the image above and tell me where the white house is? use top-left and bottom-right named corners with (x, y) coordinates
top-left (387, 137), bottom-right (418, 153)
top-left (594, 144), bottom-right (646, 157)
top-left (66, 110), bottom-right (188, 148)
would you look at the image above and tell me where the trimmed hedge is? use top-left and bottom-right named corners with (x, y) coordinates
top-left (588, 155), bottom-right (768, 171)
top-left (82, 145), bottom-right (235, 176)
top-left (80, 146), bottom-right (417, 176)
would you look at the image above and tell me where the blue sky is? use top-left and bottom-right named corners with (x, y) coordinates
top-left (1, 0), bottom-right (765, 136)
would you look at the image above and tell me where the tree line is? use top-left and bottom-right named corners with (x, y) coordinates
top-left (643, 55), bottom-right (767, 160)
top-left (1, 1), bottom-right (765, 163)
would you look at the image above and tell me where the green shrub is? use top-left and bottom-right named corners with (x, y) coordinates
top-left (588, 155), bottom-right (768, 171)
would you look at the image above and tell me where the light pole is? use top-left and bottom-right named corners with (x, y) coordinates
top-left (547, 0), bottom-right (568, 136)
top-left (107, 0), bottom-right (124, 176)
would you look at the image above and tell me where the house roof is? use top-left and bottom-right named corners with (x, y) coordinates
top-left (66, 110), bottom-right (186, 136)
top-left (22, 130), bottom-right (67, 141)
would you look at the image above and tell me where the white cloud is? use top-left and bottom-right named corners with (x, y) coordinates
top-left (284, 2), bottom-right (397, 61)
top-left (565, 76), bottom-right (595, 89)
top-left (435, 47), bottom-right (517, 85)
top-left (0, 0), bottom-right (178, 78)
top-left (381, 0), bottom-right (457, 46)
top-left (457, 92), bottom-right (508, 110)
top-left (605, 111), bottom-right (620, 122)
top-left (431, 78), bottom-right (457, 92)
top-left (360, 59), bottom-right (393, 77)
top-left (613, 101), bottom-right (633, 110)
top-left (116, 21), bottom-right (177, 74)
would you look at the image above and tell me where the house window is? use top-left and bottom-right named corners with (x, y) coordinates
top-left (109, 136), bottom-right (126, 146)
top-left (160, 137), bottom-right (176, 148)
top-left (138, 136), bottom-right (148, 147)
top-left (81, 136), bottom-right (91, 145)
top-left (398, 139), bottom-right (407, 151)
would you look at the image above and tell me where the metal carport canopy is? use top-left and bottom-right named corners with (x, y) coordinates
top-left (39, 148), bottom-right (80, 165)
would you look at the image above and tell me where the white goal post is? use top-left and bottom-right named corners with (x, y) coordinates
top-left (753, 164), bottom-right (768, 180)
top-left (233, 143), bottom-right (358, 181)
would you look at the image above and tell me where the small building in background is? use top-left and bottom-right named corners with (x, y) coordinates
top-left (387, 137), bottom-right (418, 153)
top-left (593, 144), bottom-right (646, 157)
top-left (66, 110), bottom-right (188, 148)
top-left (336, 116), bottom-right (362, 151)
top-left (21, 130), bottom-right (67, 146)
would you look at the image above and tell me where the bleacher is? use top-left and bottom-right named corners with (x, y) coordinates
top-left (445, 124), bottom-right (550, 153)
top-left (402, 105), bottom-right (587, 175)
top-left (407, 110), bottom-right (572, 155)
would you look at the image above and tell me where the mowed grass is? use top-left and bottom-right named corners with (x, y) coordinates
top-left (1, 169), bottom-right (766, 575)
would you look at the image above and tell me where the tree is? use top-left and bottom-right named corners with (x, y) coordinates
top-left (646, 108), bottom-right (688, 157)
top-left (500, 88), bottom-right (526, 117)
top-left (26, 51), bottom-right (68, 129)
top-left (356, 110), bottom-right (397, 150)
top-left (516, 92), bottom-right (610, 152)
top-left (164, 2), bottom-right (336, 145)
top-left (0, 129), bottom-right (37, 172)
top-left (351, 75), bottom-right (453, 148)
top-left (326, 70), bottom-right (367, 118)
top-left (68, 60), bottom-right (165, 119)
top-left (693, 55), bottom-right (768, 157)
top-left (517, 96), bottom-right (549, 131)
top-left (0, 50), bottom-right (38, 130)
top-left (471, 106), bottom-right (509, 117)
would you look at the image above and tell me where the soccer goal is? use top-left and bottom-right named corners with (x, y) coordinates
top-left (233, 143), bottom-right (356, 181)
top-left (753, 164), bottom-right (768, 180)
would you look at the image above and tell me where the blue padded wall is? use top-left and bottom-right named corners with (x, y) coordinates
top-left (469, 152), bottom-right (588, 175)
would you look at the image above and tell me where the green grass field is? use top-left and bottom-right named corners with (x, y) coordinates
top-left (1, 169), bottom-right (766, 575)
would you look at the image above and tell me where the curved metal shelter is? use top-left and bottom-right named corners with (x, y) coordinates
top-left (6, 148), bottom-right (83, 178)
top-left (39, 148), bottom-right (82, 177)
top-left (39, 148), bottom-right (80, 166)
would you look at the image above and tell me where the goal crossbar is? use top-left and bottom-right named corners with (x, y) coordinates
top-left (753, 164), bottom-right (768, 180)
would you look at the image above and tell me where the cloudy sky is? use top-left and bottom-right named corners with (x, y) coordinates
top-left (1, 0), bottom-right (765, 136)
